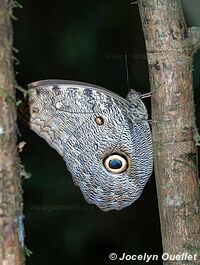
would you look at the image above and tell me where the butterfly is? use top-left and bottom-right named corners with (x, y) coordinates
top-left (20, 79), bottom-right (153, 211)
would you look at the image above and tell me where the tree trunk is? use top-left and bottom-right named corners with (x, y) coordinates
top-left (138, 0), bottom-right (200, 263)
top-left (0, 1), bottom-right (24, 264)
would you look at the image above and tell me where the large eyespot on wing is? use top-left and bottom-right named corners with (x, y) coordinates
top-left (103, 153), bottom-right (129, 174)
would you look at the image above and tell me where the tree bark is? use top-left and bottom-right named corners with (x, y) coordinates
top-left (0, 1), bottom-right (24, 264)
top-left (138, 0), bottom-right (200, 263)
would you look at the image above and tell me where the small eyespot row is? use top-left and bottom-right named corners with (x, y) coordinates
top-left (31, 107), bottom-right (39, 115)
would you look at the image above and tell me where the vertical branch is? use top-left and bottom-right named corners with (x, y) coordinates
top-left (138, 0), bottom-right (200, 262)
top-left (0, 1), bottom-right (24, 264)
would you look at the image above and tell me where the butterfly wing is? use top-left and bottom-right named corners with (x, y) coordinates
top-left (27, 80), bottom-right (153, 211)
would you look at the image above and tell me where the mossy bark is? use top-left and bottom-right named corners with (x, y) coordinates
top-left (0, 1), bottom-right (24, 264)
top-left (138, 0), bottom-right (200, 263)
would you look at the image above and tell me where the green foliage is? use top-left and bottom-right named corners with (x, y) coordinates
top-left (16, 99), bottom-right (22, 107)
top-left (12, 46), bottom-right (21, 65)
top-left (0, 84), bottom-right (28, 107)
top-left (24, 246), bottom-right (33, 257)
top-left (186, 245), bottom-right (200, 255)
top-left (9, 0), bottom-right (23, 20)
top-left (131, 1), bottom-right (139, 5)
top-left (15, 84), bottom-right (29, 98)
top-left (0, 87), bottom-right (15, 102)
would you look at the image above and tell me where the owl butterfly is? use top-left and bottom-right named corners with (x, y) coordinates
top-left (25, 80), bottom-right (153, 211)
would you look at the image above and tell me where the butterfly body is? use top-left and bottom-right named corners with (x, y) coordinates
top-left (27, 80), bottom-right (153, 211)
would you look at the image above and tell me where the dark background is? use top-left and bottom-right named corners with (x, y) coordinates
top-left (13, 1), bottom-right (200, 265)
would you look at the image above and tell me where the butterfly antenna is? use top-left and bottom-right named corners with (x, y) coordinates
top-left (124, 51), bottom-right (130, 92)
